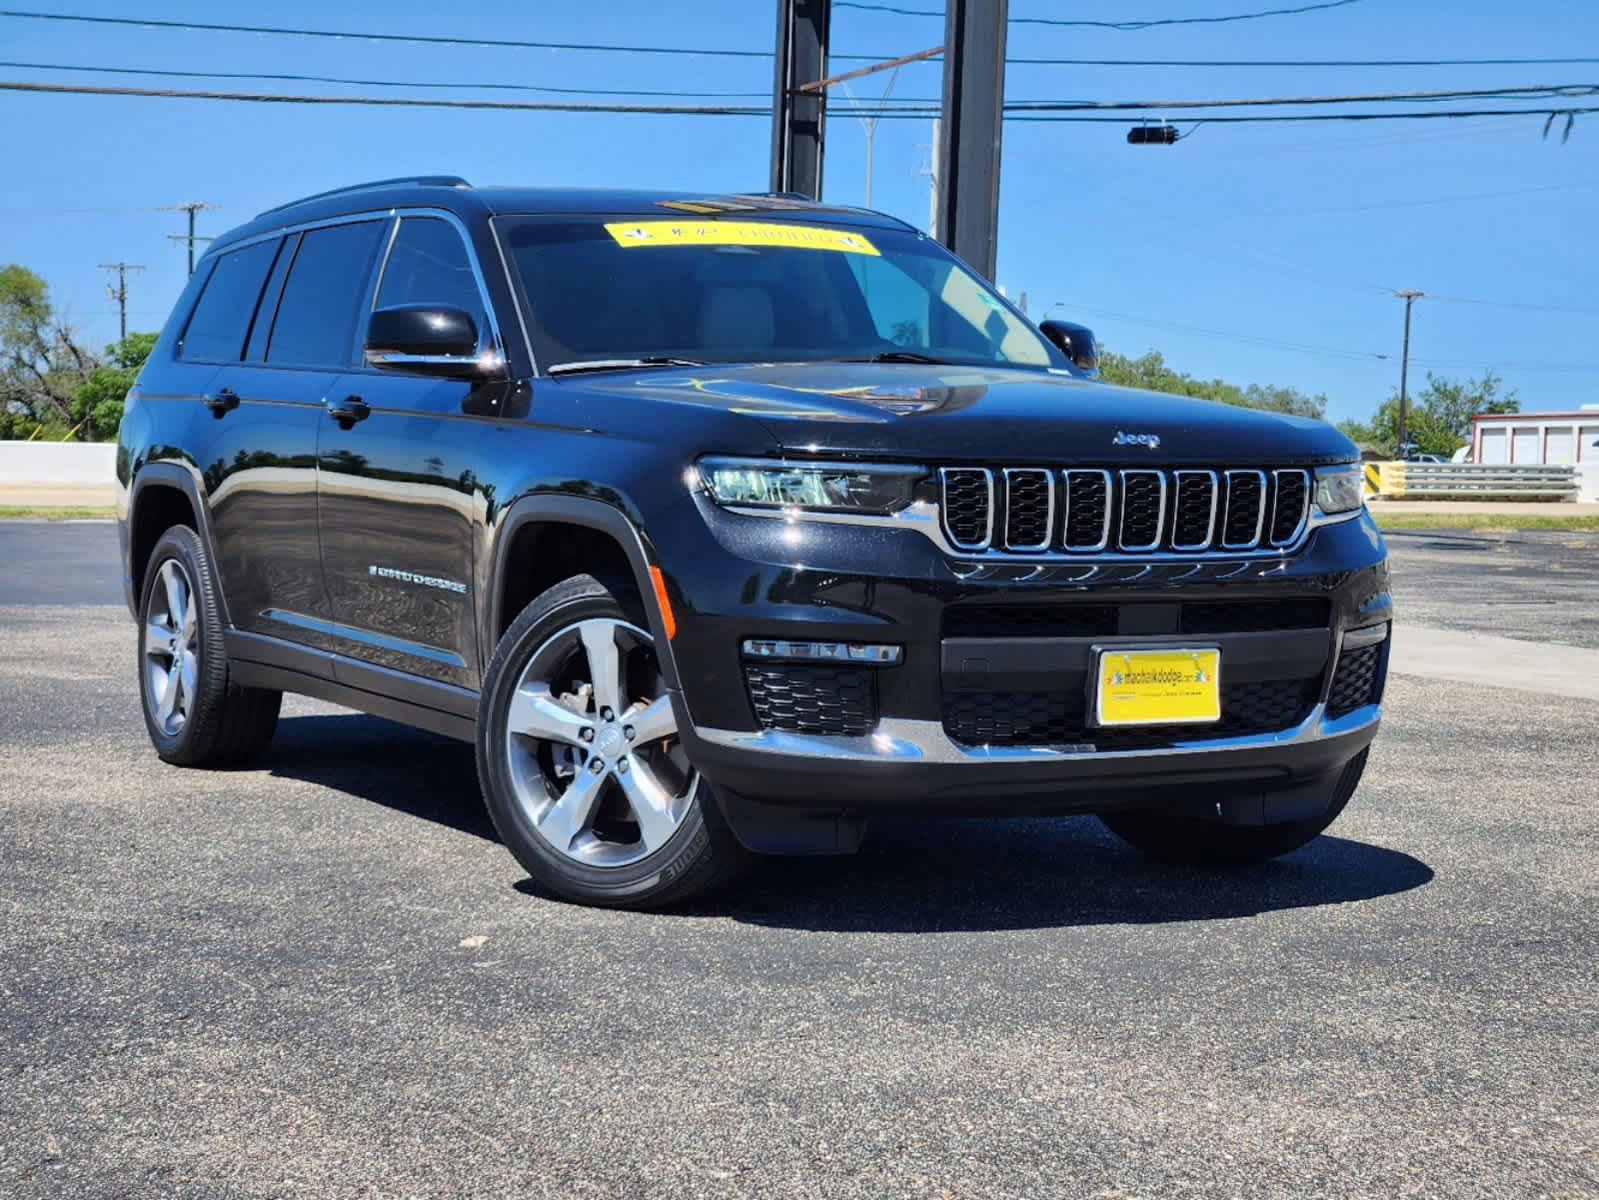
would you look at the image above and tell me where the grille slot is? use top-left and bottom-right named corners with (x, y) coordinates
top-left (940, 468), bottom-right (993, 550)
top-left (1062, 469), bottom-right (1112, 550)
top-left (1221, 470), bottom-right (1267, 548)
top-left (744, 663), bottom-right (877, 736)
top-left (943, 603), bottom-right (1119, 638)
top-left (1171, 471), bottom-right (1218, 550)
top-left (1003, 468), bottom-right (1054, 550)
top-left (1270, 469), bottom-right (1310, 546)
top-left (1118, 470), bottom-right (1166, 551)
top-left (939, 464), bottom-right (1320, 556)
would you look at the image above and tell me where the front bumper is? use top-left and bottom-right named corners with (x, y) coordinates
top-left (653, 492), bottom-right (1391, 811)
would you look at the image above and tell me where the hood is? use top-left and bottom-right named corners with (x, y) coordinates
top-left (602, 362), bottom-right (1356, 466)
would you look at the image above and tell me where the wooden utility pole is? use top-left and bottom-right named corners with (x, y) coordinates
top-left (1393, 290), bottom-right (1424, 455)
top-left (166, 201), bottom-right (218, 274)
top-left (99, 261), bottom-right (145, 340)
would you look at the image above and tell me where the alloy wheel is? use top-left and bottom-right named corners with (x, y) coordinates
top-left (143, 559), bottom-right (199, 736)
top-left (503, 618), bottom-right (696, 868)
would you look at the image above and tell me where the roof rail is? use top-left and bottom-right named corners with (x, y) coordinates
top-left (256, 175), bottom-right (471, 219)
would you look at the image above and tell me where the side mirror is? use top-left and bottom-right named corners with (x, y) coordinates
top-left (1039, 319), bottom-right (1100, 374)
top-left (365, 304), bottom-right (501, 378)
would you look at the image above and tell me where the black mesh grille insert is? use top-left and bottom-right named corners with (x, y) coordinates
top-left (745, 664), bottom-right (877, 736)
top-left (1063, 470), bottom-right (1110, 549)
top-left (1171, 473), bottom-right (1217, 548)
top-left (1119, 472), bottom-right (1164, 549)
top-left (1179, 598), bottom-right (1331, 634)
top-left (1222, 472), bottom-right (1266, 546)
top-left (1270, 471), bottom-right (1309, 545)
top-left (941, 469), bottom-right (992, 548)
top-left (1327, 643), bottom-right (1382, 716)
top-left (942, 677), bottom-right (1317, 748)
top-left (1004, 469), bottom-right (1053, 548)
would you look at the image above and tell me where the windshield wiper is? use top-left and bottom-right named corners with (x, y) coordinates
top-left (546, 356), bottom-right (704, 376)
top-left (829, 350), bottom-right (953, 365)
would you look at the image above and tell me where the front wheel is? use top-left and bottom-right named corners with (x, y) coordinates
top-left (476, 573), bottom-right (748, 908)
top-left (1099, 750), bottom-right (1368, 866)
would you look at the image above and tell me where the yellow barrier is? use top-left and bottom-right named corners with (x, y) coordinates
top-left (1364, 462), bottom-right (1405, 498)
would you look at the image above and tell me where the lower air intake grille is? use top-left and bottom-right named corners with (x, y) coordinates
top-left (745, 663), bottom-right (877, 736)
top-left (943, 677), bottom-right (1316, 749)
top-left (1326, 643), bottom-right (1382, 717)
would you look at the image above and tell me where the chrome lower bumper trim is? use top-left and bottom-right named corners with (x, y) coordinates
top-left (696, 702), bottom-right (1380, 764)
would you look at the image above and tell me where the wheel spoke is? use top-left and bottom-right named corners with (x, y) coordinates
top-left (625, 694), bottom-right (676, 744)
top-left (161, 563), bottom-right (187, 628)
top-left (154, 662), bottom-right (181, 723)
top-left (537, 766), bottom-right (606, 854)
top-left (181, 591), bottom-right (198, 645)
top-left (177, 652), bottom-right (198, 715)
top-left (579, 620), bottom-right (624, 717)
top-left (144, 618), bottom-right (175, 659)
top-left (617, 757), bottom-right (680, 854)
top-left (506, 684), bottom-right (592, 746)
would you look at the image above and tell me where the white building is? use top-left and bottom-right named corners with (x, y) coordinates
top-left (1468, 407), bottom-right (1599, 500)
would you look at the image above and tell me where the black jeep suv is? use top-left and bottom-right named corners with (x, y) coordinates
top-left (117, 177), bottom-right (1390, 906)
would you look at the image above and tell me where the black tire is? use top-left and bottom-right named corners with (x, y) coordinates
top-left (137, 525), bottom-right (281, 767)
top-left (476, 573), bottom-right (750, 908)
top-left (1099, 750), bottom-right (1368, 866)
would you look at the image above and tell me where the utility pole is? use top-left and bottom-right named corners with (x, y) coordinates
top-left (770, 0), bottom-right (832, 199)
top-left (1392, 289), bottom-right (1424, 456)
top-left (99, 261), bottom-right (145, 340)
top-left (165, 201), bottom-right (218, 274)
top-left (935, 0), bottom-right (1009, 280)
top-left (914, 117), bottom-right (941, 238)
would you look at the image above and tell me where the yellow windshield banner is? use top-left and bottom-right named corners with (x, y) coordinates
top-left (603, 219), bottom-right (880, 256)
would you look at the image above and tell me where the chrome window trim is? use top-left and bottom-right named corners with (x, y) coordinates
top-left (1221, 469), bottom-right (1268, 549)
top-left (1117, 468), bottom-right (1167, 552)
top-left (200, 206), bottom-right (507, 372)
top-left (1170, 469), bottom-right (1219, 551)
top-left (697, 700), bottom-right (1380, 765)
top-left (1269, 468), bottom-right (1312, 548)
top-left (1061, 468), bottom-right (1113, 552)
top-left (939, 467), bottom-right (995, 551)
top-left (1002, 467), bottom-right (1055, 551)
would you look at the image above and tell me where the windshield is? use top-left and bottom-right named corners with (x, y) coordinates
top-left (498, 215), bottom-right (1057, 372)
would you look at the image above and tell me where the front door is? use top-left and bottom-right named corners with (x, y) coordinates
top-left (315, 214), bottom-right (498, 691)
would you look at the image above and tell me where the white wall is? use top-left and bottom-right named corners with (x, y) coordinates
top-left (0, 441), bottom-right (118, 485)
top-left (1579, 463), bottom-right (1599, 504)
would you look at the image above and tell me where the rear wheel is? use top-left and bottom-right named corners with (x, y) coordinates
top-left (1099, 750), bottom-right (1368, 866)
top-left (138, 526), bottom-right (281, 766)
top-left (476, 573), bottom-right (748, 908)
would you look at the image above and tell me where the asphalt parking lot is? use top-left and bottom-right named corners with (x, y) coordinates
top-left (2, 521), bottom-right (1595, 1199)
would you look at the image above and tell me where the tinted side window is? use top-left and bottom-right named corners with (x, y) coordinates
top-left (266, 221), bottom-right (384, 367)
top-left (375, 217), bottom-right (485, 336)
top-left (179, 238), bottom-right (280, 361)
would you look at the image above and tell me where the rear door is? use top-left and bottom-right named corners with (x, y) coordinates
top-left (316, 213), bottom-right (499, 691)
top-left (173, 234), bottom-right (332, 647)
top-left (216, 218), bottom-right (387, 654)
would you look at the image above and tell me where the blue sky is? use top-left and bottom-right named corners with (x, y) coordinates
top-left (0, 0), bottom-right (1593, 425)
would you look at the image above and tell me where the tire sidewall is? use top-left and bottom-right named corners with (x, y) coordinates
top-left (137, 527), bottom-right (221, 761)
top-left (476, 578), bottom-right (713, 905)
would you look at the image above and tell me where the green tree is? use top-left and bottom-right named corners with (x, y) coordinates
top-left (0, 264), bottom-right (97, 439)
top-left (1099, 348), bottom-right (1327, 420)
top-left (71, 331), bottom-right (158, 441)
top-left (1337, 370), bottom-right (1518, 456)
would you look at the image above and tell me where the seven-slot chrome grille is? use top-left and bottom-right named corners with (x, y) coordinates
top-left (939, 466), bottom-right (1312, 556)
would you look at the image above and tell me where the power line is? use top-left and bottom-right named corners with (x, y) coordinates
top-left (841, 0), bottom-right (1368, 29)
top-left (1051, 303), bottom-right (1391, 362)
top-left (1002, 84), bottom-right (1599, 113)
top-left (1001, 56), bottom-right (1599, 69)
top-left (0, 59), bottom-right (773, 100)
top-left (8, 79), bottom-right (1599, 130)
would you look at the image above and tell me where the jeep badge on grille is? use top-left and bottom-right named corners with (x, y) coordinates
top-left (1112, 431), bottom-right (1161, 449)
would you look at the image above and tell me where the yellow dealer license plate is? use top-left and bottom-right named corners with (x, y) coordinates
top-left (1095, 648), bottom-right (1221, 727)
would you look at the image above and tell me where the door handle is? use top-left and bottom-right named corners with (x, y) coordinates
top-left (326, 394), bottom-right (371, 429)
top-left (202, 387), bottom-right (239, 418)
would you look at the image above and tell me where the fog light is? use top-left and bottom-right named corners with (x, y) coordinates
top-left (741, 639), bottom-right (903, 665)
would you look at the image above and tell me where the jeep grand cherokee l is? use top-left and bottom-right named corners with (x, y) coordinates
top-left (116, 177), bottom-right (1390, 907)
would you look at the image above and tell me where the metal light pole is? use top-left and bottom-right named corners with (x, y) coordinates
top-left (1393, 289), bottom-right (1424, 455)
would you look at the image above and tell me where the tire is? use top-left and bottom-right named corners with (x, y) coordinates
top-left (137, 525), bottom-right (281, 766)
top-left (1099, 749), bottom-right (1368, 866)
top-left (476, 573), bottom-right (750, 908)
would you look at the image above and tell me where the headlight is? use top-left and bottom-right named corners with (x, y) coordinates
top-left (1313, 463), bottom-right (1364, 514)
top-left (698, 457), bottom-right (925, 514)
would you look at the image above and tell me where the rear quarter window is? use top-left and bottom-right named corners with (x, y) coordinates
top-left (179, 238), bottom-right (281, 362)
